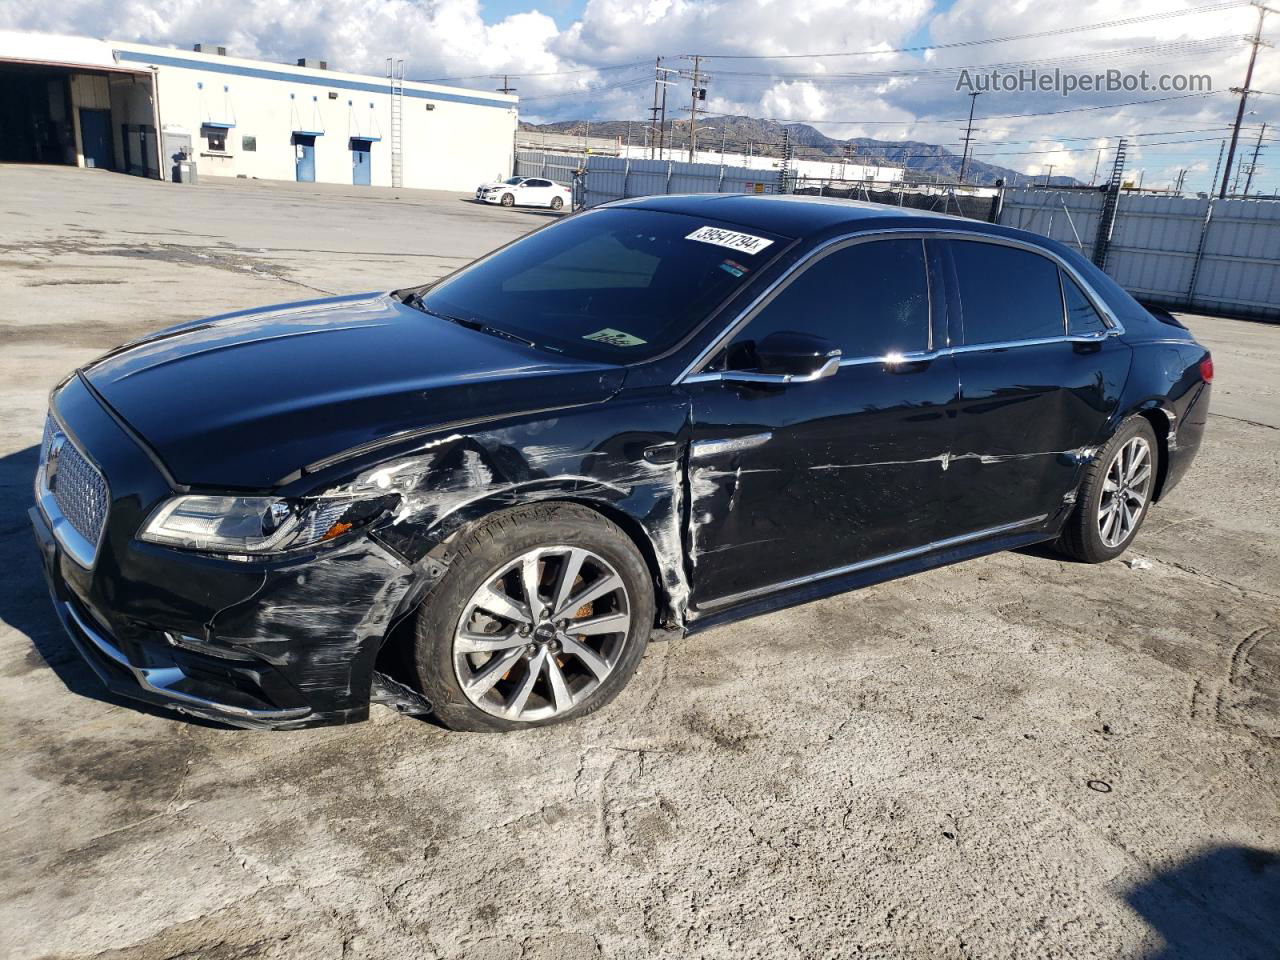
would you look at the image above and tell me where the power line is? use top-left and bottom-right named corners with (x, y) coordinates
top-left (694, 90), bottom-right (1227, 127)
top-left (688, 2), bottom-right (1253, 60)
top-left (974, 135), bottom-right (1251, 157)
top-left (423, 60), bottom-right (650, 83)
top-left (703, 37), bottom-right (1242, 83)
top-left (518, 74), bottom-right (654, 103)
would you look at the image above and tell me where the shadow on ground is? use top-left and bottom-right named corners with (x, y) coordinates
top-left (1126, 845), bottom-right (1280, 959)
top-left (459, 198), bottom-right (566, 219)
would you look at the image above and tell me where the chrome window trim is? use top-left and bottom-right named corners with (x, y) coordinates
top-left (697, 513), bottom-right (1048, 612)
top-left (682, 333), bottom-right (1114, 384)
top-left (35, 412), bottom-right (110, 570)
top-left (674, 226), bottom-right (1124, 385)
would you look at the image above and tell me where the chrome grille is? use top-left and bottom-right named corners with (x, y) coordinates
top-left (38, 415), bottom-right (109, 563)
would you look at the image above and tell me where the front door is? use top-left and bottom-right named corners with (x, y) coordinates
top-left (293, 134), bottom-right (316, 182)
top-left (351, 139), bottom-right (371, 185)
top-left (684, 236), bottom-right (957, 611)
top-left (940, 238), bottom-right (1131, 533)
top-left (78, 108), bottom-right (113, 170)
top-left (522, 178), bottom-right (554, 205)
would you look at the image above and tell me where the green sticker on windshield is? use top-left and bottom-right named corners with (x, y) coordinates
top-left (583, 328), bottom-right (647, 347)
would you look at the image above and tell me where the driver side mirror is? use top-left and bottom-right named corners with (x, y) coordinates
top-left (754, 331), bottom-right (842, 380)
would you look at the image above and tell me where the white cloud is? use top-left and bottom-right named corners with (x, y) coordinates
top-left (1, 0), bottom-right (1274, 190)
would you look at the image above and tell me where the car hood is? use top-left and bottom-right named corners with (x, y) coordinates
top-left (82, 292), bottom-right (625, 489)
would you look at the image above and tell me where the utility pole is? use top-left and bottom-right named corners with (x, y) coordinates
top-left (495, 75), bottom-right (517, 95)
top-left (659, 64), bottom-right (670, 160)
top-left (1091, 149), bottom-right (1102, 186)
top-left (1220, 2), bottom-right (1275, 198)
top-left (958, 91), bottom-right (980, 184)
top-left (1043, 164), bottom-right (1055, 187)
top-left (682, 55), bottom-right (709, 163)
top-left (648, 57), bottom-right (662, 160)
top-left (1244, 121), bottom-right (1268, 195)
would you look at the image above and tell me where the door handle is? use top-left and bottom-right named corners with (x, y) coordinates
top-left (642, 442), bottom-right (679, 465)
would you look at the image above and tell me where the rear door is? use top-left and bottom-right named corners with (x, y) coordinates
top-left (684, 236), bottom-right (958, 610)
top-left (940, 237), bottom-right (1132, 534)
top-left (522, 178), bottom-right (555, 205)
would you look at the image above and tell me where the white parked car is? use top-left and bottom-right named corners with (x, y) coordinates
top-left (475, 177), bottom-right (572, 210)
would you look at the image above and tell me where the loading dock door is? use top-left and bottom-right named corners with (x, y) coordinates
top-left (293, 134), bottom-right (316, 182)
top-left (350, 138), bottom-right (372, 185)
top-left (78, 108), bottom-right (113, 169)
top-left (0, 68), bottom-right (75, 165)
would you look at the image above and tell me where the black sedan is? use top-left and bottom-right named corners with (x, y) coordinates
top-left (30, 195), bottom-right (1211, 731)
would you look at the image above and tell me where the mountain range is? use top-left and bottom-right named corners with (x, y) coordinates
top-left (520, 116), bottom-right (1082, 188)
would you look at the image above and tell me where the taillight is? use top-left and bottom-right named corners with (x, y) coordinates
top-left (1200, 355), bottom-right (1214, 382)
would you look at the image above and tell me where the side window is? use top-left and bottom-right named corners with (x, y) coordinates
top-left (1062, 271), bottom-right (1108, 334)
top-left (527, 179), bottom-right (551, 188)
top-left (724, 238), bottom-right (929, 368)
top-left (950, 241), bottom-right (1064, 344)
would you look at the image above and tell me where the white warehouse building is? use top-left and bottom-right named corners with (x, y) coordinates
top-left (0, 30), bottom-right (518, 191)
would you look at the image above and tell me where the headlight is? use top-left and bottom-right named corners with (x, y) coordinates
top-left (138, 494), bottom-right (394, 556)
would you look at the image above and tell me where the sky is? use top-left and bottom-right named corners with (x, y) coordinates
top-left (2, 0), bottom-right (1277, 192)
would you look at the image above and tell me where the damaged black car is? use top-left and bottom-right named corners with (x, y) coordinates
top-left (31, 194), bottom-right (1211, 731)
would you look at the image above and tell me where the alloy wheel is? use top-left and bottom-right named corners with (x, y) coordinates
top-left (453, 546), bottom-right (632, 722)
top-left (1098, 436), bottom-right (1152, 548)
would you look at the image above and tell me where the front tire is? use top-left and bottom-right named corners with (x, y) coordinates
top-left (414, 502), bottom-right (654, 732)
top-left (1056, 417), bottom-right (1158, 563)
top-left (501, 192), bottom-right (515, 207)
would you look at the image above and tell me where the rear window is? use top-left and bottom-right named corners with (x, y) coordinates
top-left (951, 240), bottom-right (1065, 344)
top-left (1062, 271), bottom-right (1108, 335)
top-left (421, 208), bottom-right (788, 362)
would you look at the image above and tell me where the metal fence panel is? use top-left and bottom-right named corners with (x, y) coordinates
top-left (999, 188), bottom-right (1278, 322)
top-left (1192, 198), bottom-right (1280, 318)
top-left (1103, 194), bottom-right (1209, 307)
top-left (516, 149), bottom-right (778, 209)
top-left (1000, 189), bottom-right (1104, 256)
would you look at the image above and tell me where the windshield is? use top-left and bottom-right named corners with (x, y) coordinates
top-left (504, 177), bottom-right (524, 185)
top-left (419, 208), bottom-right (789, 363)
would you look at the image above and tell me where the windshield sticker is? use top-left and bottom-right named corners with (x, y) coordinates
top-left (686, 225), bottom-right (775, 255)
top-left (583, 327), bottom-right (648, 347)
top-left (719, 259), bottom-right (749, 278)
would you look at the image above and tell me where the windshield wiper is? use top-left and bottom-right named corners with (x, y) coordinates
top-left (478, 326), bottom-right (536, 348)
top-left (405, 294), bottom-right (539, 350)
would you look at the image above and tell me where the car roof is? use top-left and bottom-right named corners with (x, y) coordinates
top-left (605, 192), bottom-right (1021, 242)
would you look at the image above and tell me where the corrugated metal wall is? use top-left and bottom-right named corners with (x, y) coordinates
top-left (515, 150), bottom-right (780, 208)
top-left (1000, 189), bottom-right (1279, 322)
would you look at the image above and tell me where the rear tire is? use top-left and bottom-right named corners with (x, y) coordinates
top-left (550, 196), bottom-right (564, 210)
top-left (1055, 417), bottom-right (1158, 563)
top-left (413, 502), bottom-right (654, 732)
top-left (501, 193), bottom-right (515, 207)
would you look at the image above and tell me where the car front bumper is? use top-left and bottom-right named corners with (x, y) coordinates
top-left (30, 377), bottom-right (423, 730)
